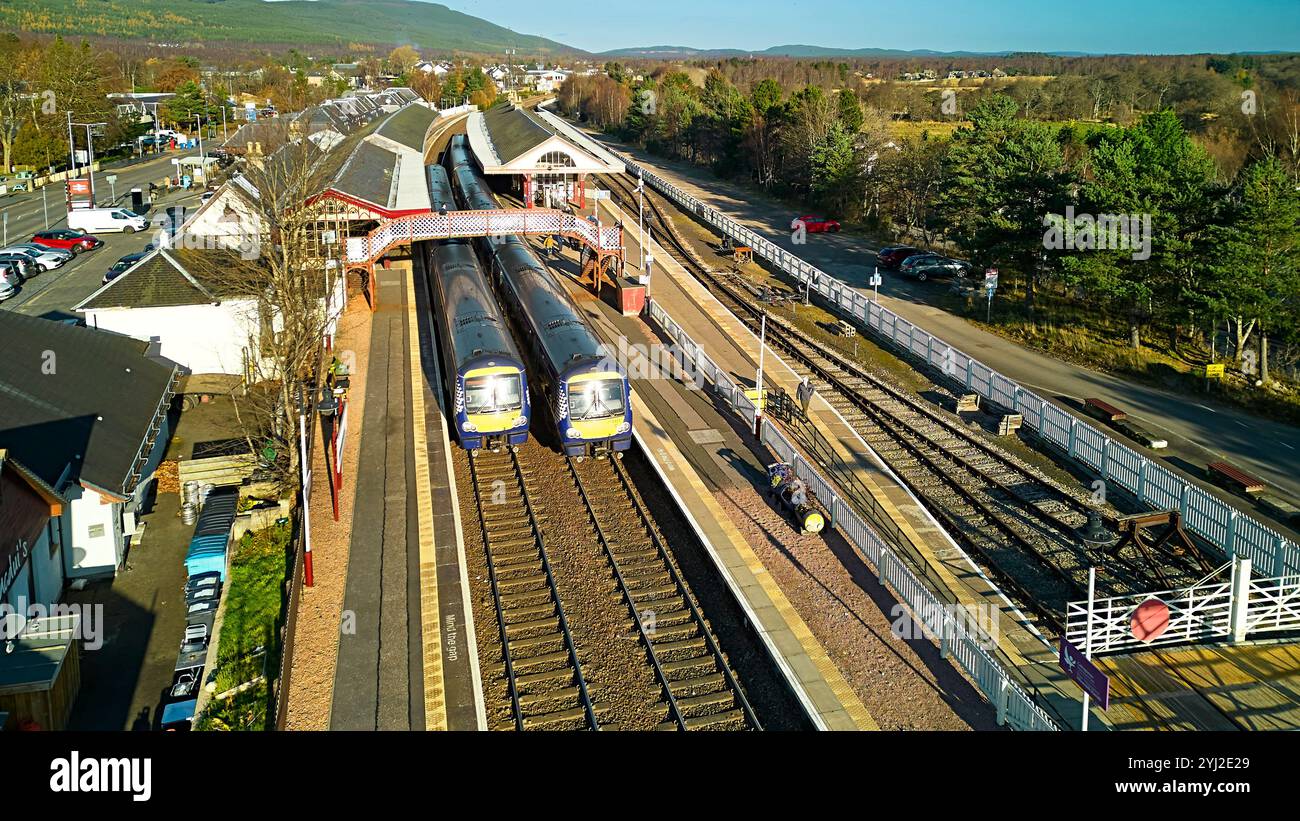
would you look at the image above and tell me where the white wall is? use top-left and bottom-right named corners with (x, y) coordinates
top-left (65, 487), bottom-right (120, 579)
top-left (84, 301), bottom-right (259, 376)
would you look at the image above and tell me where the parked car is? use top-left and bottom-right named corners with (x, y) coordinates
top-left (1, 245), bottom-right (69, 271)
top-left (0, 253), bottom-right (35, 281)
top-left (32, 228), bottom-right (102, 254)
top-left (795, 215), bottom-right (841, 233)
top-left (876, 244), bottom-right (922, 270)
top-left (4, 242), bottom-right (73, 262)
top-left (0, 263), bottom-right (20, 300)
top-left (103, 251), bottom-right (150, 284)
top-left (898, 253), bottom-right (972, 282)
top-left (67, 207), bottom-right (147, 234)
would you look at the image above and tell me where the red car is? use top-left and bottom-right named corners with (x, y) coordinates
top-left (795, 215), bottom-right (841, 234)
top-left (31, 228), bottom-right (103, 255)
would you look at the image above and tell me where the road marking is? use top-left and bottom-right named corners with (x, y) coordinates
top-left (1235, 420), bottom-right (1250, 429)
top-left (1281, 442), bottom-right (1295, 451)
top-left (1195, 404), bottom-right (1217, 413)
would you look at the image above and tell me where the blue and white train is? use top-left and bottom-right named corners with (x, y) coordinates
top-left (425, 165), bottom-right (530, 452)
top-left (445, 136), bottom-right (632, 458)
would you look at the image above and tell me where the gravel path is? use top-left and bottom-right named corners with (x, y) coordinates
top-left (713, 476), bottom-right (1002, 731)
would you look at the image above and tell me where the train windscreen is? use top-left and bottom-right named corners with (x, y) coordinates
top-left (464, 374), bottom-right (524, 414)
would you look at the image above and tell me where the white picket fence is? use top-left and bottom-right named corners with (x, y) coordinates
top-left (647, 297), bottom-right (1059, 731)
top-left (537, 106), bottom-right (1300, 582)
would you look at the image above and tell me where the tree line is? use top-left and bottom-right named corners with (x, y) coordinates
top-left (557, 57), bottom-right (1300, 381)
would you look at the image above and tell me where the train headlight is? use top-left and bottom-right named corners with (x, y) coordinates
top-left (566, 428), bottom-right (582, 439)
top-left (513, 415), bottom-right (528, 428)
top-left (616, 421), bottom-right (631, 434)
top-left (462, 421), bottom-right (478, 432)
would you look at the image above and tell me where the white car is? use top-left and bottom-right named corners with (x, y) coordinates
top-left (0, 264), bottom-right (18, 300)
top-left (0, 245), bottom-right (67, 271)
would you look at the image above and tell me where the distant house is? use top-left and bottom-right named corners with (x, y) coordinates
top-left (0, 313), bottom-right (178, 580)
top-left (523, 69), bottom-right (570, 93)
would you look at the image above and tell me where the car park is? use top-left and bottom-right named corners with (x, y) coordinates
top-left (31, 228), bottom-right (103, 254)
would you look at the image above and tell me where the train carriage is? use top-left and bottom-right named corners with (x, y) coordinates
top-left (426, 164), bottom-right (457, 214)
top-left (426, 237), bottom-right (530, 452)
top-left (445, 136), bottom-right (632, 458)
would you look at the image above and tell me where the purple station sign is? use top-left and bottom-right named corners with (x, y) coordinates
top-left (1059, 638), bottom-right (1109, 710)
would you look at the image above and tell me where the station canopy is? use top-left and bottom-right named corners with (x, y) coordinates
top-left (467, 103), bottom-right (624, 176)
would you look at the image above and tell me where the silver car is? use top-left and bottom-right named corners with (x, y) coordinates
top-left (0, 263), bottom-right (19, 300)
top-left (1, 244), bottom-right (71, 268)
top-left (0, 245), bottom-right (65, 272)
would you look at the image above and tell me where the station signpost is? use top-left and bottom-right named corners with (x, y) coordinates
top-left (1059, 566), bottom-right (1109, 730)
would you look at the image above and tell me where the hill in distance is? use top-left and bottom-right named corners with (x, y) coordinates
top-left (1, 0), bottom-right (578, 54)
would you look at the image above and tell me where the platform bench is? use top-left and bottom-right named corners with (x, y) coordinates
top-left (1208, 461), bottom-right (1266, 495)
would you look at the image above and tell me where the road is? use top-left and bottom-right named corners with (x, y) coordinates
top-left (575, 127), bottom-right (1300, 532)
top-left (1, 149), bottom-right (201, 319)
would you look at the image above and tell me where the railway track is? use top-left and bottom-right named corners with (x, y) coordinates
top-left (597, 171), bottom-right (1207, 634)
top-left (567, 455), bottom-right (760, 730)
top-left (467, 449), bottom-right (600, 730)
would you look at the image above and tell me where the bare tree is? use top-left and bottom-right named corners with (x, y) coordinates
top-left (184, 112), bottom-right (354, 491)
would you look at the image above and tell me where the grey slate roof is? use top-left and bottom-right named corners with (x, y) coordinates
top-left (78, 249), bottom-right (257, 311)
top-left (0, 312), bottom-right (177, 496)
top-left (375, 103), bottom-right (437, 152)
top-left (331, 140), bottom-right (399, 208)
top-left (481, 103), bottom-right (555, 164)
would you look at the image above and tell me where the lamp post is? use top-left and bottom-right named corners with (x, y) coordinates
top-left (299, 410), bottom-right (314, 587)
top-left (755, 311), bottom-right (767, 436)
top-left (636, 169), bottom-right (645, 276)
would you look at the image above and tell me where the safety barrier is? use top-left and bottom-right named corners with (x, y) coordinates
top-left (646, 297), bottom-right (1059, 731)
top-left (540, 107), bottom-right (1300, 581)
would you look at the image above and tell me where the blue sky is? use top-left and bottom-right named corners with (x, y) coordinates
top-left (440, 0), bottom-right (1300, 54)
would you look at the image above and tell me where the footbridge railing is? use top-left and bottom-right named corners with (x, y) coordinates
top-left (344, 208), bottom-right (622, 268)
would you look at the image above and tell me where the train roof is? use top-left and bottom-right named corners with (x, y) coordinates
top-left (491, 236), bottom-right (611, 379)
top-left (426, 164), bottom-right (456, 213)
top-left (429, 239), bottom-right (522, 372)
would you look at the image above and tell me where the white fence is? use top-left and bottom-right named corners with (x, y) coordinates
top-left (538, 107), bottom-right (1300, 582)
top-left (1066, 557), bottom-right (1300, 654)
top-left (646, 297), bottom-right (1059, 731)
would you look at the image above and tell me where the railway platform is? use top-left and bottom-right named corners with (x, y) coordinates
top-left (565, 283), bottom-right (877, 730)
top-left (328, 258), bottom-right (485, 731)
top-left (592, 194), bottom-right (1104, 730)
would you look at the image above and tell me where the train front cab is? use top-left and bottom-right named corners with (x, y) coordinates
top-left (558, 369), bottom-right (633, 458)
top-left (457, 361), bottom-right (530, 453)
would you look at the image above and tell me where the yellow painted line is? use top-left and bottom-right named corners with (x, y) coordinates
top-left (405, 266), bottom-right (447, 731)
top-left (632, 391), bottom-right (878, 731)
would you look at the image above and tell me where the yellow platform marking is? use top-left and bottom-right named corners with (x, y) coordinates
top-left (405, 268), bottom-right (447, 731)
top-left (632, 390), bottom-right (878, 731)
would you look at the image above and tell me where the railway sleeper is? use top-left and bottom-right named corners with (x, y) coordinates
top-left (681, 709), bottom-right (747, 730)
top-left (652, 636), bottom-right (709, 662)
top-left (629, 581), bottom-right (680, 602)
top-left (500, 601), bottom-right (555, 624)
top-left (497, 587), bottom-right (553, 608)
top-left (495, 573), bottom-right (549, 594)
top-left (503, 649), bottom-right (571, 674)
top-left (507, 632), bottom-right (566, 656)
top-left (645, 618), bottom-right (699, 643)
top-left (673, 688), bottom-right (737, 717)
top-left (504, 615), bottom-right (560, 640)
